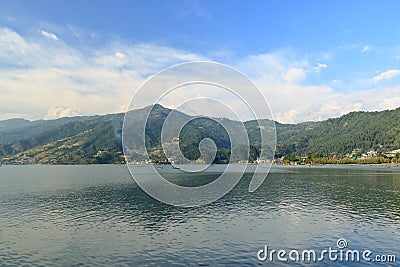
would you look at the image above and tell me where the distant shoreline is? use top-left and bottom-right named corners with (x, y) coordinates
top-left (2, 163), bottom-right (400, 168)
top-left (279, 163), bottom-right (400, 167)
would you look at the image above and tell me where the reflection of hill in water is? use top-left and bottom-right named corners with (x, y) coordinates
top-left (2, 165), bottom-right (399, 232)
top-left (1, 165), bottom-right (399, 265)
top-left (22, 166), bottom-right (399, 232)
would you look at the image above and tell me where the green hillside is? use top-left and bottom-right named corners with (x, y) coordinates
top-left (0, 114), bottom-right (124, 164)
top-left (276, 108), bottom-right (400, 157)
top-left (0, 105), bottom-right (399, 164)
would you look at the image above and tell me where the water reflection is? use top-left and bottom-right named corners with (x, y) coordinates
top-left (0, 165), bottom-right (399, 266)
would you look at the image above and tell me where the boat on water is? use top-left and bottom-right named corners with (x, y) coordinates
top-left (172, 165), bottom-right (180, 170)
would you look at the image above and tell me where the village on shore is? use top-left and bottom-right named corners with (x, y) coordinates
top-left (277, 149), bottom-right (400, 166)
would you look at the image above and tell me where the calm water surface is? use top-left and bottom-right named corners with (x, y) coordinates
top-left (0, 165), bottom-right (399, 266)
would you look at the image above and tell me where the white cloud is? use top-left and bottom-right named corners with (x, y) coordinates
top-left (44, 106), bottom-right (80, 120)
top-left (373, 69), bottom-right (400, 81)
top-left (313, 63), bottom-right (327, 73)
top-left (0, 27), bottom-right (80, 68)
top-left (275, 109), bottom-right (299, 124)
top-left (283, 68), bottom-right (306, 83)
top-left (1, 27), bottom-right (400, 124)
top-left (381, 96), bottom-right (400, 110)
top-left (40, 30), bottom-right (59, 41)
top-left (0, 112), bottom-right (33, 121)
top-left (0, 27), bottom-right (208, 120)
top-left (238, 52), bottom-right (400, 123)
top-left (115, 51), bottom-right (126, 59)
top-left (361, 45), bottom-right (370, 53)
top-left (0, 28), bottom-right (35, 62)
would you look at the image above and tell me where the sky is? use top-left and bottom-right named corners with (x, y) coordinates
top-left (1, 0), bottom-right (400, 123)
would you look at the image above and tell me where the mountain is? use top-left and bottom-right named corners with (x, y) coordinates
top-left (0, 114), bottom-right (124, 164)
top-left (0, 116), bottom-right (100, 144)
top-left (0, 118), bottom-right (32, 132)
top-left (0, 105), bottom-right (399, 164)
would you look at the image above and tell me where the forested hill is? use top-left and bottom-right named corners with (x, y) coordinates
top-left (275, 108), bottom-right (400, 157)
top-left (0, 114), bottom-right (124, 164)
top-left (0, 105), bottom-right (399, 164)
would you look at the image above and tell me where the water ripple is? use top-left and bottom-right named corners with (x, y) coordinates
top-left (0, 165), bottom-right (399, 266)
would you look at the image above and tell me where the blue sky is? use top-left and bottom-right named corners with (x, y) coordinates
top-left (1, 0), bottom-right (400, 123)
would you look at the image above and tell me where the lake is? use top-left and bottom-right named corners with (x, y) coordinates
top-left (0, 165), bottom-right (399, 266)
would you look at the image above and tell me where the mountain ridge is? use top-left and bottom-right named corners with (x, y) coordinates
top-left (1, 105), bottom-right (399, 164)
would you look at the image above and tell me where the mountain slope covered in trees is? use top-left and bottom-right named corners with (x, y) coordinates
top-left (1, 105), bottom-right (399, 164)
top-left (275, 109), bottom-right (400, 157)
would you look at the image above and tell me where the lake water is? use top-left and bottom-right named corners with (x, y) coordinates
top-left (0, 165), bottom-right (399, 266)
